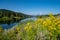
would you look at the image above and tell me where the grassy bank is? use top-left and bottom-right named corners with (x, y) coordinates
top-left (0, 14), bottom-right (60, 40)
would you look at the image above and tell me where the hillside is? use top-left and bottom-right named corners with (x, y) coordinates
top-left (0, 9), bottom-right (33, 24)
top-left (0, 9), bottom-right (60, 24)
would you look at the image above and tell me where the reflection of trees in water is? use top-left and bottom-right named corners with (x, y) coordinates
top-left (0, 18), bottom-right (20, 24)
top-left (0, 9), bottom-right (33, 24)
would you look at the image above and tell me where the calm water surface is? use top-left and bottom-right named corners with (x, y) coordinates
top-left (0, 17), bottom-right (37, 29)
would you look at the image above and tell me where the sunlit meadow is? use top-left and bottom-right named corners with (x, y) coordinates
top-left (0, 13), bottom-right (60, 40)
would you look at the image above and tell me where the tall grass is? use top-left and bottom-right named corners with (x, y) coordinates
top-left (0, 14), bottom-right (60, 40)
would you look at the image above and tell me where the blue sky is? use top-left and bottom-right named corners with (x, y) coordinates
top-left (0, 0), bottom-right (60, 15)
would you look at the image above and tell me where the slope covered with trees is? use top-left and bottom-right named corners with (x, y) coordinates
top-left (0, 9), bottom-right (60, 24)
top-left (0, 9), bottom-right (32, 24)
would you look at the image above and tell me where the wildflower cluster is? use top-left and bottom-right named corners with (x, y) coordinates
top-left (0, 14), bottom-right (60, 40)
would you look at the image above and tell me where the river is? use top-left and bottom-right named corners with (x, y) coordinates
top-left (0, 17), bottom-right (37, 29)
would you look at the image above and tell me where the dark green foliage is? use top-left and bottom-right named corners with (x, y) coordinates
top-left (0, 9), bottom-right (60, 24)
top-left (0, 9), bottom-right (32, 24)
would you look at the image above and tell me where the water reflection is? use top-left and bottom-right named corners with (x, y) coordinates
top-left (0, 17), bottom-right (37, 29)
top-left (0, 23), bottom-right (17, 29)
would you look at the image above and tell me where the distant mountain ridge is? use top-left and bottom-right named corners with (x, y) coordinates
top-left (36, 14), bottom-right (60, 18)
top-left (0, 9), bottom-right (32, 17)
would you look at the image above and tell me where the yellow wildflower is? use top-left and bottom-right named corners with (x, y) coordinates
top-left (49, 13), bottom-right (55, 19)
top-left (16, 27), bottom-right (20, 31)
top-left (27, 23), bottom-right (30, 25)
top-left (24, 26), bottom-right (28, 31)
top-left (43, 21), bottom-right (47, 26)
top-left (46, 18), bottom-right (51, 24)
top-left (55, 21), bottom-right (60, 25)
top-left (51, 24), bottom-right (55, 27)
top-left (29, 26), bottom-right (32, 29)
top-left (58, 24), bottom-right (60, 27)
top-left (49, 26), bottom-right (53, 30)
top-left (35, 18), bottom-right (43, 24)
top-left (53, 28), bottom-right (56, 30)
